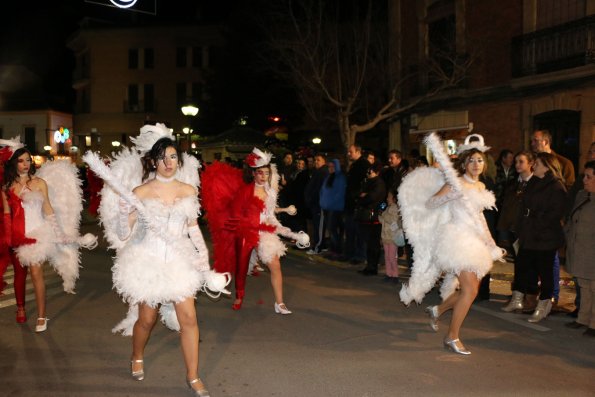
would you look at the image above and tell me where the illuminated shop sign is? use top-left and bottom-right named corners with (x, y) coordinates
top-left (54, 127), bottom-right (71, 144)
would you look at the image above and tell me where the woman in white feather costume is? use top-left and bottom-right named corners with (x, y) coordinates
top-left (1, 140), bottom-right (96, 333)
top-left (398, 133), bottom-right (505, 355)
top-left (84, 125), bottom-right (221, 396)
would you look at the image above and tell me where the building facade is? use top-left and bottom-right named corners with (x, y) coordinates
top-left (391, 0), bottom-right (595, 173)
top-left (0, 110), bottom-right (73, 159)
top-left (67, 21), bottom-right (223, 154)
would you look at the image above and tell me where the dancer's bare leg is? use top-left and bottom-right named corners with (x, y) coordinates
top-left (446, 271), bottom-right (480, 341)
top-left (29, 265), bottom-right (46, 324)
top-left (266, 256), bottom-right (283, 304)
top-left (437, 291), bottom-right (460, 316)
top-left (131, 303), bottom-right (158, 373)
top-left (174, 297), bottom-right (205, 391)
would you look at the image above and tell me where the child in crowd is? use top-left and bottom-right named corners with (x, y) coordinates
top-left (379, 190), bottom-right (402, 283)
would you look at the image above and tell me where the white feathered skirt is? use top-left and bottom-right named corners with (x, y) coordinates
top-left (112, 236), bottom-right (206, 308)
top-left (15, 225), bottom-right (81, 293)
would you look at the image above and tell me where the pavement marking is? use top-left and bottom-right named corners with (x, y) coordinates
top-left (471, 304), bottom-right (550, 332)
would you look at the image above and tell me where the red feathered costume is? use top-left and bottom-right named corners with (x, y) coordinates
top-left (201, 162), bottom-right (277, 304)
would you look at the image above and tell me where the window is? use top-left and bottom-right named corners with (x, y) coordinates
top-left (176, 82), bottom-right (187, 107)
top-left (537, 0), bottom-right (586, 30)
top-left (191, 82), bottom-right (203, 101)
top-left (24, 127), bottom-right (36, 152)
top-left (144, 84), bottom-right (155, 112)
top-left (128, 84), bottom-right (139, 111)
top-left (192, 46), bottom-right (203, 68)
top-left (129, 48), bottom-right (139, 69)
top-left (144, 48), bottom-right (154, 69)
top-left (176, 47), bottom-right (187, 67)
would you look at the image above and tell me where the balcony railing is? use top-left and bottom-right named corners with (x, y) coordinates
top-left (512, 15), bottom-right (595, 77)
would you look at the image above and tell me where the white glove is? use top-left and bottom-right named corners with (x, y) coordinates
top-left (201, 270), bottom-right (232, 298)
top-left (295, 231), bottom-right (310, 248)
top-left (188, 224), bottom-right (209, 271)
top-left (45, 213), bottom-right (66, 242)
top-left (117, 198), bottom-right (134, 241)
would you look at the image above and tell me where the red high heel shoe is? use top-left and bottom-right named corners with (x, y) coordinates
top-left (16, 306), bottom-right (26, 323)
top-left (231, 299), bottom-right (243, 310)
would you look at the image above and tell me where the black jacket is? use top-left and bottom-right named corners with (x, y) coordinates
top-left (345, 157), bottom-right (370, 213)
top-left (516, 173), bottom-right (567, 250)
top-left (356, 176), bottom-right (387, 223)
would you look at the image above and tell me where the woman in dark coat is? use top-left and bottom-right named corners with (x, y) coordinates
top-left (512, 152), bottom-right (567, 323)
top-left (355, 162), bottom-right (387, 276)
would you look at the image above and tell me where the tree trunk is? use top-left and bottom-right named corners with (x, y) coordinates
top-left (338, 112), bottom-right (355, 153)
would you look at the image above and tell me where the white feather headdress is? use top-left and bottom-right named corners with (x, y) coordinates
top-left (456, 133), bottom-right (490, 154)
top-left (0, 136), bottom-right (25, 162)
top-left (129, 123), bottom-right (173, 155)
top-left (245, 147), bottom-right (273, 168)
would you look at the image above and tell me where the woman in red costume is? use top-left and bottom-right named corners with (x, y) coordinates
top-left (202, 148), bottom-right (309, 314)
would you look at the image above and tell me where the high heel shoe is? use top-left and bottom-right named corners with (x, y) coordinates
top-left (16, 306), bottom-right (27, 324)
top-left (130, 359), bottom-right (144, 381)
top-left (443, 338), bottom-right (471, 355)
top-left (35, 318), bottom-right (49, 333)
top-left (186, 378), bottom-right (210, 397)
top-left (231, 299), bottom-right (243, 310)
top-left (425, 305), bottom-right (439, 332)
top-left (274, 302), bottom-right (292, 315)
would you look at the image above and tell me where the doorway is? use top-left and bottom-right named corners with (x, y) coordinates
top-left (533, 110), bottom-right (580, 172)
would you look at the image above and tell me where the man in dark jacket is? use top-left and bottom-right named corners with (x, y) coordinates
top-left (342, 144), bottom-right (370, 263)
top-left (381, 149), bottom-right (407, 194)
top-left (304, 153), bottom-right (327, 253)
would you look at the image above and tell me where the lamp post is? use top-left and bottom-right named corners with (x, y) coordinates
top-left (181, 103), bottom-right (199, 152)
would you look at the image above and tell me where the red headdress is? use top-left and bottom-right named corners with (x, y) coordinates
top-left (0, 137), bottom-right (25, 186)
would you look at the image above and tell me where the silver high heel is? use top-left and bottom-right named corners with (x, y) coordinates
top-left (130, 359), bottom-right (144, 381)
top-left (425, 306), bottom-right (439, 332)
top-left (35, 318), bottom-right (49, 333)
top-left (274, 302), bottom-right (292, 315)
top-left (444, 338), bottom-right (471, 355)
top-left (186, 378), bottom-right (210, 397)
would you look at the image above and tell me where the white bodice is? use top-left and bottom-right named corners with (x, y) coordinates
top-left (448, 186), bottom-right (495, 240)
top-left (133, 196), bottom-right (199, 260)
top-left (20, 189), bottom-right (45, 233)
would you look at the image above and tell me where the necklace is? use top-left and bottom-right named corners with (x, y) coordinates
top-left (155, 174), bottom-right (176, 183)
top-left (463, 173), bottom-right (478, 184)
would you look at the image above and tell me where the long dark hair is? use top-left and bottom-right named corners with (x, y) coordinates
top-left (3, 148), bottom-right (35, 191)
top-left (141, 138), bottom-right (183, 181)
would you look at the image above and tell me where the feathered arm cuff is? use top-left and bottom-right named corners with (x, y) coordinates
top-left (425, 190), bottom-right (463, 209)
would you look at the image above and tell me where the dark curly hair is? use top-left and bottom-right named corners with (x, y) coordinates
top-left (141, 138), bottom-right (183, 181)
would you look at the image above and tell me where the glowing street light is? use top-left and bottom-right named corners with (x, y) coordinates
top-left (181, 104), bottom-right (199, 117)
top-left (312, 137), bottom-right (322, 145)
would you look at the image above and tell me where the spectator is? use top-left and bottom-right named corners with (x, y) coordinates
top-left (564, 161), bottom-right (595, 337)
top-left (319, 159), bottom-right (346, 258)
top-left (378, 189), bottom-right (402, 283)
top-left (304, 153), bottom-right (328, 254)
top-left (381, 149), bottom-right (407, 195)
top-left (497, 151), bottom-right (535, 261)
top-left (285, 158), bottom-right (309, 232)
top-left (366, 151), bottom-right (376, 165)
top-left (509, 152), bottom-right (567, 323)
top-left (494, 149), bottom-right (516, 206)
top-left (343, 144), bottom-right (370, 264)
top-left (355, 162), bottom-right (387, 276)
top-left (531, 129), bottom-right (576, 304)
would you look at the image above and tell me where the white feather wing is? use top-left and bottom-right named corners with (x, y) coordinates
top-left (37, 160), bottom-right (83, 236)
top-left (98, 148), bottom-right (143, 250)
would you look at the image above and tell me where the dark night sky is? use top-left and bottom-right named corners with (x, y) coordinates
top-left (0, 0), bottom-right (242, 111)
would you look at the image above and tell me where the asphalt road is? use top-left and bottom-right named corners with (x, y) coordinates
top-left (0, 222), bottom-right (593, 397)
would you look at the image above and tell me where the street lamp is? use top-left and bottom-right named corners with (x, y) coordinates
top-left (312, 137), bottom-right (322, 145)
top-left (181, 103), bottom-right (199, 151)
